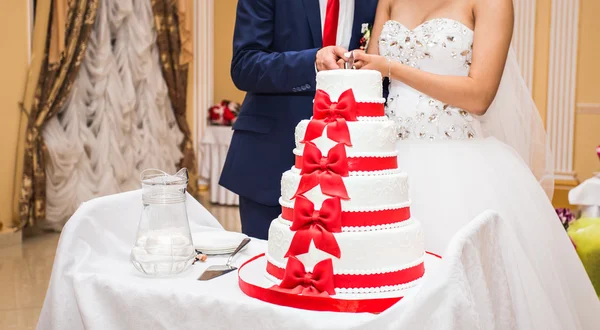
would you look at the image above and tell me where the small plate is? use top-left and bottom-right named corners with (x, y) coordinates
top-left (192, 231), bottom-right (248, 254)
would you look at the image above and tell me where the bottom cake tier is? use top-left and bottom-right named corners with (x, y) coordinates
top-left (265, 217), bottom-right (426, 294)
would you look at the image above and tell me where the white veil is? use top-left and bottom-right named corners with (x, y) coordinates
top-left (478, 48), bottom-right (555, 199)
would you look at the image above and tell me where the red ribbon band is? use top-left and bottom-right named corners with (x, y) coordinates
top-left (238, 254), bottom-right (403, 314)
top-left (281, 206), bottom-right (411, 228)
top-left (295, 154), bottom-right (398, 172)
top-left (267, 260), bottom-right (425, 289)
top-left (353, 102), bottom-right (385, 117)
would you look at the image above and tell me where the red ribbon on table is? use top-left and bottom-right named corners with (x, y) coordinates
top-left (285, 196), bottom-right (342, 258)
top-left (272, 257), bottom-right (336, 297)
top-left (303, 89), bottom-right (357, 146)
top-left (293, 142), bottom-right (350, 199)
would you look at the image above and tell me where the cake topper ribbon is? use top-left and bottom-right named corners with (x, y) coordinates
top-left (285, 196), bottom-right (342, 258)
top-left (302, 89), bottom-right (357, 146)
top-left (272, 257), bottom-right (335, 297)
top-left (293, 142), bottom-right (350, 199)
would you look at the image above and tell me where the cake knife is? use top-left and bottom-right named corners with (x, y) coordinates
top-left (344, 51), bottom-right (355, 70)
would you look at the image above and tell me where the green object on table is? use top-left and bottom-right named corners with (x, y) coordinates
top-left (568, 217), bottom-right (600, 298)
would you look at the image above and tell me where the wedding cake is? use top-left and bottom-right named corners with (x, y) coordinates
top-left (264, 69), bottom-right (426, 297)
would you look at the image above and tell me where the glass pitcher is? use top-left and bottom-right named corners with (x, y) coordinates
top-left (130, 168), bottom-right (196, 276)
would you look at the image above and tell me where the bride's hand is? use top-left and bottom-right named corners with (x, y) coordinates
top-left (352, 52), bottom-right (387, 76)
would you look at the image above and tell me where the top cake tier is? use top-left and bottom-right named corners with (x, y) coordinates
top-left (316, 70), bottom-right (384, 103)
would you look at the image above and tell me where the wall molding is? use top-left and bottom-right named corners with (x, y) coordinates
top-left (546, 0), bottom-right (580, 182)
top-left (194, 0), bottom-right (214, 179)
top-left (512, 0), bottom-right (537, 91)
top-left (577, 103), bottom-right (600, 115)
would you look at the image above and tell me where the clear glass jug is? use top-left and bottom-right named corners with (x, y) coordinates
top-left (130, 168), bottom-right (196, 276)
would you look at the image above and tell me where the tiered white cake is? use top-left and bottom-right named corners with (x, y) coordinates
top-left (265, 70), bottom-right (425, 296)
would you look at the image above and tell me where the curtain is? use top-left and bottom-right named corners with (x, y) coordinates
top-left (150, 0), bottom-right (199, 198)
top-left (14, 0), bottom-right (99, 228)
top-left (39, 0), bottom-right (186, 230)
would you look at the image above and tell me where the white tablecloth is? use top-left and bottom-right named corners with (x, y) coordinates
top-left (37, 192), bottom-right (593, 329)
top-left (199, 126), bottom-right (239, 205)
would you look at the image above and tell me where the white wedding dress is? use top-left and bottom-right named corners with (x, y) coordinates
top-left (380, 18), bottom-right (600, 328)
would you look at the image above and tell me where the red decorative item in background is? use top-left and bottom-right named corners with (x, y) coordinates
top-left (596, 145), bottom-right (600, 161)
top-left (303, 89), bottom-right (358, 146)
top-left (285, 196), bottom-right (342, 258)
top-left (208, 100), bottom-right (240, 126)
top-left (272, 257), bottom-right (336, 297)
top-left (293, 142), bottom-right (350, 199)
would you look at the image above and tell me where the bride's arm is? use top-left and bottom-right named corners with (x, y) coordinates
top-left (366, 0), bottom-right (391, 55)
top-left (353, 0), bottom-right (514, 115)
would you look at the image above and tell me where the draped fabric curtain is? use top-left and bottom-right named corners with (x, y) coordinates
top-left (14, 0), bottom-right (197, 230)
top-left (14, 0), bottom-right (99, 228)
top-left (151, 0), bottom-right (199, 197)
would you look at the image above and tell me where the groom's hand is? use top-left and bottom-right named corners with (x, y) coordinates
top-left (316, 46), bottom-right (348, 71)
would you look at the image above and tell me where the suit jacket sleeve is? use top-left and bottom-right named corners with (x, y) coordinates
top-left (231, 0), bottom-right (319, 94)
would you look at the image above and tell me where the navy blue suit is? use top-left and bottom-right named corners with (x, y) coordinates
top-left (220, 0), bottom-right (379, 239)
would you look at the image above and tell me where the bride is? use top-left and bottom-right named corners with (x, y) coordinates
top-left (351, 0), bottom-right (600, 327)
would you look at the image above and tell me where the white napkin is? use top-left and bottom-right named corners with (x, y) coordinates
top-left (569, 175), bottom-right (600, 206)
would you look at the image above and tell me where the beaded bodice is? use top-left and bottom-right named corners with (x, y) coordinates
top-left (379, 18), bottom-right (482, 140)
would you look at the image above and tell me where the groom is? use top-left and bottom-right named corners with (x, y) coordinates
top-left (220, 0), bottom-right (379, 239)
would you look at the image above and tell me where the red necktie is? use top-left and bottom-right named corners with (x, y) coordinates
top-left (322, 0), bottom-right (340, 47)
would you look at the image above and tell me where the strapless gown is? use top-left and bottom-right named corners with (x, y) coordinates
top-left (379, 18), bottom-right (600, 328)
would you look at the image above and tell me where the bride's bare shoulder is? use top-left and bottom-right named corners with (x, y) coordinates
top-left (472, 0), bottom-right (514, 33)
top-left (473, 0), bottom-right (514, 18)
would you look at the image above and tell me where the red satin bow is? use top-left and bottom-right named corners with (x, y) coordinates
top-left (285, 196), bottom-right (342, 258)
top-left (274, 257), bottom-right (336, 297)
top-left (303, 89), bottom-right (357, 146)
top-left (294, 142), bottom-right (350, 199)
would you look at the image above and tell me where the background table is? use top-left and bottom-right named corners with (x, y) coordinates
top-left (199, 126), bottom-right (239, 206)
top-left (37, 190), bottom-right (582, 330)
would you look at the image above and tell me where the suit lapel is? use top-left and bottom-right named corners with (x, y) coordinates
top-left (349, 0), bottom-right (364, 50)
top-left (349, 0), bottom-right (377, 50)
top-left (302, 0), bottom-right (322, 47)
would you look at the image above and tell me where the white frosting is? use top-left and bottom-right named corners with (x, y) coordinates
top-left (280, 170), bottom-right (410, 211)
top-left (266, 218), bottom-right (425, 275)
top-left (316, 70), bottom-right (383, 102)
top-left (294, 119), bottom-right (398, 157)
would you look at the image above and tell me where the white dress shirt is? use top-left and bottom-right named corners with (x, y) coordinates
top-left (319, 0), bottom-right (354, 50)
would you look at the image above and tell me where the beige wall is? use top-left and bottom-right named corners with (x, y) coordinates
top-left (532, 0), bottom-right (551, 123)
top-left (0, 1), bottom-right (29, 229)
top-left (213, 0), bottom-right (245, 104)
